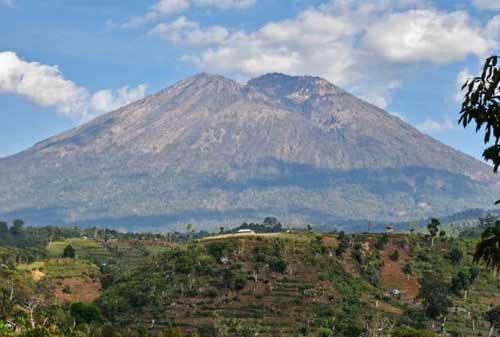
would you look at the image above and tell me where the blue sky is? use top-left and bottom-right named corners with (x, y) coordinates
top-left (0, 0), bottom-right (499, 159)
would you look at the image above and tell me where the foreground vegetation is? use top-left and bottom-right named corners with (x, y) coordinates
top-left (3, 216), bottom-right (500, 337)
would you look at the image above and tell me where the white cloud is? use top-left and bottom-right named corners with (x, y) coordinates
top-left (194, 9), bottom-right (357, 85)
top-left (192, 0), bottom-right (255, 9)
top-left (471, 0), bottom-right (500, 11)
top-left (0, 52), bottom-right (146, 122)
top-left (485, 15), bottom-right (500, 41)
top-left (364, 10), bottom-right (491, 64)
top-left (454, 68), bottom-right (473, 103)
top-left (417, 118), bottom-right (457, 132)
top-left (154, 0), bottom-right (190, 14)
top-left (1, 0), bottom-right (14, 6)
top-left (161, 0), bottom-right (499, 109)
top-left (121, 0), bottom-right (256, 28)
top-left (90, 85), bottom-right (147, 114)
top-left (149, 17), bottom-right (229, 45)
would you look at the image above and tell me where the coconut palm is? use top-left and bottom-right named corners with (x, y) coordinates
top-left (474, 220), bottom-right (500, 276)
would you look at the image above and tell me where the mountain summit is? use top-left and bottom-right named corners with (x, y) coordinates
top-left (0, 73), bottom-right (498, 231)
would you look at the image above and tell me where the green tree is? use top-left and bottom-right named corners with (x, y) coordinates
top-left (0, 221), bottom-right (14, 246)
top-left (186, 223), bottom-right (194, 241)
top-left (427, 219), bottom-right (440, 247)
top-left (469, 266), bottom-right (480, 284)
top-left (448, 246), bottom-right (463, 265)
top-left (403, 263), bottom-right (413, 280)
top-left (335, 231), bottom-right (350, 257)
top-left (62, 245), bottom-right (76, 258)
top-left (269, 258), bottom-right (287, 273)
top-left (390, 249), bottom-right (400, 262)
top-left (449, 271), bottom-right (470, 300)
top-left (474, 221), bottom-right (500, 276)
top-left (263, 217), bottom-right (282, 232)
top-left (486, 306), bottom-right (500, 337)
top-left (10, 219), bottom-right (25, 238)
top-left (419, 273), bottom-right (452, 330)
top-left (459, 56), bottom-right (500, 172)
top-left (70, 302), bottom-right (100, 325)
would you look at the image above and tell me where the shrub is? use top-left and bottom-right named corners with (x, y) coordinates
top-left (392, 327), bottom-right (438, 337)
top-left (335, 231), bottom-right (350, 256)
top-left (20, 328), bottom-right (52, 337)
top-left (62, 245), bottom-right (76, 258)
top-left (448, 247), bottom-right (463, 265)
top-left (269, 258), bottom-right (287, 273)
top-left (222, 268), bottom-right (248, 290)
top-left (70, 302), bottom-right (101, 325)
top-left (374, 234), bottom-right (389, 250)
top-left (390, 249), bottom-right (400, 262)
top-left (206, 241), bottom-right (236, 260)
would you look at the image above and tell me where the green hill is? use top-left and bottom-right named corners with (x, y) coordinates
top-left (2, 225), bottom-right (500, 337)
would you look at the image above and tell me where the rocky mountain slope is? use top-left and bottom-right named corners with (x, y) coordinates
top-left (0, 73), bottom-right (498, 230)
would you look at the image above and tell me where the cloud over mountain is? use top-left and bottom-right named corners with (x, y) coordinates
top-left (0, 51), bottom-right (146, 121)
top-left (149, 0), bottom-right (497, 109)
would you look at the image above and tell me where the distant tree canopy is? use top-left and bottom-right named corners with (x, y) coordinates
top-left (233, 217), bottom-right (283, 233)
top-left (459, 55), bottom-right (500, 172)
top-left (10, 219), bottom-right (25, 237)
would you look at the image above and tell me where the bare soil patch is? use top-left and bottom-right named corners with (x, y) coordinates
top-left (55, 278), bottom-right (101, 303)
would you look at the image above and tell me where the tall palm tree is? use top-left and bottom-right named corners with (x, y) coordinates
top-left (474, 221), bottom-right (500, 276)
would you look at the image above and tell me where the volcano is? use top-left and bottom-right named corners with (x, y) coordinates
top-left (0, 73), bottom-right (497, 231)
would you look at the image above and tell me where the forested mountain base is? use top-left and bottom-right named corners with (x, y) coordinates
top-left (1, 221), bottom-right (500, 337)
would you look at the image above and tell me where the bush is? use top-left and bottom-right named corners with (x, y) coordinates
top-left (222, 268), bottom-right (248, 290)
top-left (99, 324), bottom-right (122, 337)
top-left (206, 241), bottom-right (236, 260)
top-left (374, 234), bottom-right (389, 250)
top-left (392, 327), bottom-right (438, 337)
top-left (335, 231), bottom-right (350, 256)
top-left (269, 258), bottom-right (287, 273)
top-left (448, 247), bottom-right (463, 265)
top-left (70, 302), bottom-right (101, 325)
top-left (390, 249), bottom-right (400, 262)
top-left (62, 245), bottom-right (76, 258)
top-left (20, 328), bottom-right (52, 337)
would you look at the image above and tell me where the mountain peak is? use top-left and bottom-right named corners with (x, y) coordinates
top-left (247, 73), bottom-right (344, 101)
top-left (0, 71), bottom-right (497, 230)
top-left (171, 72), bottom-right (241, 90)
